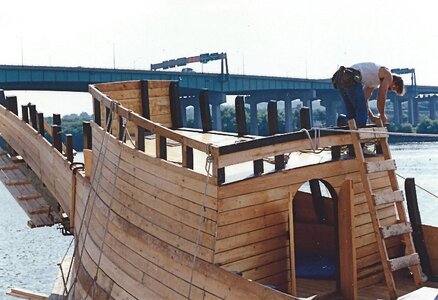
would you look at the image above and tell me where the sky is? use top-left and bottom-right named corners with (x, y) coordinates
top-left (2, 1), bottom-right (438, 86)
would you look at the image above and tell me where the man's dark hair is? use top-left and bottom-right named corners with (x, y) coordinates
top-left (392, 75), bottom-right (405, 96)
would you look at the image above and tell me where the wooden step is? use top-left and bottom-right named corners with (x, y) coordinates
top-left (5, 179), bottom-right (32, 186)
top-left (380, 222), bottom-right (412, 239)
top-left (17, 193), bottom-right (42, 201)
top-left (373, 190), bottom-right (404, 206)
top-left (357, 127), bottom-right (388, 141)
top-left (0, 164), bottom-right (18, 170)
top-left (389, 253), bottom-right (420, 272)
top-left (365, 159), bottom-right (396, 173)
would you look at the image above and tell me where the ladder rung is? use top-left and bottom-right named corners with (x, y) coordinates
top-left (380, 222), bottom-right (412, 239)
top-left (17, 193), bottom-right (42, 201)
top-left (373, 190), bottom-right (404, 206)
top-left (389, 253), bottom-right (420, 272)
top-left (358, 127), bottom-right (388, 140)
top-left (365, 159), bottom-right (396, 173)
top-left (0, 165), bottom-right (18, 170)
top-left (5, 179), bottom-right (32, 186)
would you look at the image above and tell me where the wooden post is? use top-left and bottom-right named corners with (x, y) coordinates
top-left (300, 107), bottom-right (311, 129)
top-left (21, 105), bottom-right (29, 123)
top-left (66, 134), bottom-right (73, 162)
top-left (405, 177), bottom-right (434, 278)
top-left (53, 113), bottom-right (61, 126)
top-left (332, 114), bottom-right (347, 160)
top-left (6, 96), bottom-right (18, 116)
top-left (199, 89), bottom-right (212, 132)
top-left (105, 107), bottom-right (112, 132)
top-left (155, 134), bottom-right (167, 160)
top-left (236, 96), bottom-right (264, 175)
top-left (83, 122), bottom-right (92, 150)
top-left (118, 115), bottom-right (125, 141)
top-left (235, 96), bottom-right (247, 136)
top-left (140, 80), bottom-right (150, 119)
top-left (0, 89), bottom-right (5, 107)
top-left (268, 100), bottom-right (284, 170)
top-left (182, 146), bottom-right (194, 169)
top-left (37, 113), bottom-right (45, 136)
top-left (29, 104), bottom-right (38, 130)
top-left (338, 179), bottom-right (357, 300)
top-left (136, 126), bottom-right (145, 151)
top-left (93, 98), bottom-right (101, 126)
top-left (169, 81), bottom-right (182, 129)
top-left (217, 168), bottom-right (225, 185)
top-left (52, 125), bottom-right (62, 153)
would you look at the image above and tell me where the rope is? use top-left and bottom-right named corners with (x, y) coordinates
top-left (187, 144), bottom-right (213, 299)
top-left (87, 116), bottom-right (129, 300)
top-left (319, 127), bottom-right (438, 138)
top-left (57, 237), bottom-right (75, 296)
top-left (396, 173), bottom-right (438, 199)
top-left (68, 101), bottom-right (117, 298)
top-left (299, 127), bottom-right (323, 153)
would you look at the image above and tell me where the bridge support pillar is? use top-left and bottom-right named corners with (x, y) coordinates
top-left (413, 98), bottom-right (419, 125)
top-left (285, 99), bottom-right (292, 132)
top-left (209, 92), bottom-right (226, 131)
top-left (250, 102), bottom-right (258, 135)
top-left (392, 98), bottom-right (402, 125)
top-left (429, 98), bottom-right (437, 120)
top-left (321, 98), bottom-right (338, 127)
top-left (408, 97), bottom-right (414, 124)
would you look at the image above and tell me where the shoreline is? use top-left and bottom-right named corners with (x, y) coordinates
top-left (388, 136), bottom-right (438, 144)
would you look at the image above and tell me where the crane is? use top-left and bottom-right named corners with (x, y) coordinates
top-left (150, 52), bottom-right (229, 76)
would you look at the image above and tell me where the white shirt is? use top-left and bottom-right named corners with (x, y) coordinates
top-left (351, 62), bottom-right (382, 88)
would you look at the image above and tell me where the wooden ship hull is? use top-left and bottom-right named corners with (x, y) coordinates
top-left (0, 80), bottom-right (437, 300)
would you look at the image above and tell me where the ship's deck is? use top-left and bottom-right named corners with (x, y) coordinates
top-left (296, 270), bottom-right (438, 299)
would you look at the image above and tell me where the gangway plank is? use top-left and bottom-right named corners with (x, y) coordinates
top-left (0, 148), bottom-right (63, 228)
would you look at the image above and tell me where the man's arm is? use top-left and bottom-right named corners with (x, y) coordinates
top-left (376, 67), bottom-right (393, 124)
top-left (364, 86), bottom-right (379, 123)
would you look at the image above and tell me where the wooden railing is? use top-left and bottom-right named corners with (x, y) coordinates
top-left (89, 81), bottom-right (363, 185)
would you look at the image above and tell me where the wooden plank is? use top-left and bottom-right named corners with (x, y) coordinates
top-left (398, 287), bottom-right (438, 300)
top-left (213, 235), bottom-right (289, 265)
top-left (4, 178), bottom-right (31, 185)
top-left (216, 211), bottom-right (288, 239)
top-left (222, 246), bottom-right (289, 273)
top-left (357, 127), bottom-right (388, 140)
top-left (104, 89), bottom-right (141, 101)
top-left (148, 87), bottom-right (169, 97)
top-left (17, 193), bottom-right (41, 201)
top-left (95, 80), bottom-right (141, 92)
top-left (6, 288), bottom-right (48, 300)
top-left (338, 179), bottom-right (357, 300)
top-left (389, 253), bottom-right (420, 271)
top-left (0, 164), bottom-right (18, 170)
top-left (217, 198), bottom-right (289, 226)
top-left (380, 222), bottom-right (412, 239)
top-left (365, 159), bottom-right (396, 173)
top-left (373, 189), bottom-right (404, 206)
top-left (219, 187), bottom-right (289, 212)
top-left (147, 80), bottom-right (171, 89)
top-left (215, 222), bottom-right (288, 253)
top-left (422, 225), bottom-right (438, 275)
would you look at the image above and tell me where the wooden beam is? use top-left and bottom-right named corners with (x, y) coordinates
top-left (199, 89), bottom-right (212, 132)
top-left (338, 179), bottom-right (357, 300)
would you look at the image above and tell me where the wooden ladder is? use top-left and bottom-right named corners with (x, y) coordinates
top-left (348, 119), bottom-right (422, 300)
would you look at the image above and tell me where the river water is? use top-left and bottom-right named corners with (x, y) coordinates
top-left (0, 142), bottom-right (437, 299)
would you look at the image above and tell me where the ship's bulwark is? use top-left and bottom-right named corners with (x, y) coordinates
top-left (1, 80), bottom-right (438, 299)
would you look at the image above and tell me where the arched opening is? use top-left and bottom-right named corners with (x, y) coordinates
top-left (291, 179), bottom-right (339, 297)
